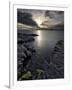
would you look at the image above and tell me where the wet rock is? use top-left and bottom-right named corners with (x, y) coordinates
top-left (18, 45), bottom-right (27, 52)
top-left (18, 38), bottom-right (24, 44)
top-left (26, 50), bottom-right (32, 57)
top-left (18, 61), bottom-right (23, 65)
top-left (52, 40), bottom-right (64, 68)
top-left (18, 58), bottom-right (24, 62)
top-left (18, 52), bottom-right (27, 59)
top-left (21, 45), bottom-right (27, 51)
top-left (18, 35), bottom-right (35, 43)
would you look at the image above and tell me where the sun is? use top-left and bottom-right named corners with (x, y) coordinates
top-left (34, 17), bottom-right (43, 27)
top-left (37, 19), bottom-right (42, 27)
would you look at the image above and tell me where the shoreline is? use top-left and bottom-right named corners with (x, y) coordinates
top-left (17, 30), bottom-right (64, 80)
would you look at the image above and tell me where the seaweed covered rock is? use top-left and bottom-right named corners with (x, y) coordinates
top-left (21, 71), bottom-right (32, 80)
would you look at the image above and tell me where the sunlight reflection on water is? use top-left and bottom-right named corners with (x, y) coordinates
top-left (34, 30), bottom-right (64, 48)
top-left (37, 30), bottom-right (42, 40)
top-left (36, 30), bottom-right (43, 47)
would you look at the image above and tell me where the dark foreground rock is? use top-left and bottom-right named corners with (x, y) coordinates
top-left (17, 31), bottom-right (37, 80)
top-left (52, 40), bottom-right (64, 68)
top-left (50, 40), bottom-right (64, 78)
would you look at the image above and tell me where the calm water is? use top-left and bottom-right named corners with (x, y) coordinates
top-left (20, 30), bottom-right (64, 54)
top-left (17, 30), bottom-right (64, 68)
top-left (34, 30), bottom-right (64, 48)
top-left (33, 30), bottom-right (64, 59)
top-left (19, 29), bottom-right (64, 63)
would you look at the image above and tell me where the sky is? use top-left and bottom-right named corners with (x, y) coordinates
top-left (17, 9), bottom-right (64, 29)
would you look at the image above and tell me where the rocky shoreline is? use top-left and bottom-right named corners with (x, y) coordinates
top-left (17, 30), bottom-right (64, 80)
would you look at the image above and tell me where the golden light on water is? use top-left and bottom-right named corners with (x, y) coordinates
top-left (37, 30), bottom-right (42, 46)
top-left (37, 30), bottom-right (41, 40)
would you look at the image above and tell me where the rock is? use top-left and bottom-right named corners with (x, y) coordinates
top-left (21, 45), bottom-right (27, 51)
top-left (18, 45), bottom-right (27, 52)
top-left (18, 52), bottom-right (27, 59)
top-left (36, 69), bottom-right (44, 74)
top-left (18, 35), bottom-right (35, 43)
top-left (17, 61), bottom-right (23, 68)
top-left (21, 71), bottom-right (32, 80)
top-left (17, 31), bottom-right (37, 80)
top-left (18, 38), bottom-right (24, 44)
top-left (19, 33), bottom-right (38, 37)
top-left (52, 40), bottom-right (64, 68)
top-left (26, 50), bottom-right (32, 57)
top-left (18, 58), bottom-right (24, 62)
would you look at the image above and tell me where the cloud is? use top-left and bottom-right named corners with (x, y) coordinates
top-left (17, 9), bottom-right (64, 29)
top-left (42, 11), bottom-right (64, 28)
top-left (17, 9), bottom-right (38, 27)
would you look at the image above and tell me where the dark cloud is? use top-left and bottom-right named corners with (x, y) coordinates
top-left (43, 10), bottom-right (64, 28)
top-left (45, 11), bottom-right (64, 18)
top-left (17, 9), bottom-right (38, 27)
top-left (17, 9), bottom-right (64, 29)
